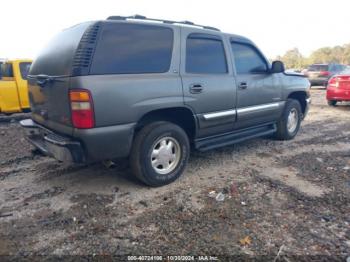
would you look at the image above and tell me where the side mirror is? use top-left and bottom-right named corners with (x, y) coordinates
top-left (270, 60), bottom-right (285, 74)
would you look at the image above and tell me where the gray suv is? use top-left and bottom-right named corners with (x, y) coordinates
top-left (21, 15), bottom-right (311, 186)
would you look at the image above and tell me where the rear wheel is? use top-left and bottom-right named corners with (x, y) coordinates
top-left (327, 100), bottom-right (337, 106)
top-left (275, 99), bottom-right (302, 140)
top-left (130, 121), bottom-right (190, 187)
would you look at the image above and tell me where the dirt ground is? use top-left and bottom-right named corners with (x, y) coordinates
top-left (0, 89), bottom-right (349, 261)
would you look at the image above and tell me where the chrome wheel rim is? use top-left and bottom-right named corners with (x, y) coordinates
top-left (287, 108), bottom-right (298, 133)
top-left (151, 136), bottom-right (181, 175)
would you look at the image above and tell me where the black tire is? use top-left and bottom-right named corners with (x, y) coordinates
top-left (327, 100), bottom-right (337, 106)
top-left (275, 99), bottom-right (302, 140)
top-left (130, 121), bottom-right (190, 187)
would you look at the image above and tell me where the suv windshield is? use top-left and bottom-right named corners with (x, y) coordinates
top-left (308, 65), bottom-right (328, 72)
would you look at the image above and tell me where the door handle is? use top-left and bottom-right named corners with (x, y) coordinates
top-left (238, 82), bottom-right (248, 89)
top-left (189, 83), bottom-right (203, 94)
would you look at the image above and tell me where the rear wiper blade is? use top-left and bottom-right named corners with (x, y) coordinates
top-left (28, 74), bottom-right (67, 87)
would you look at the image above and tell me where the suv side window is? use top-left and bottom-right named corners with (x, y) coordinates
top-left (0, 63), bottom-right (14, 78)
top-left (19, 62), bottom-right (32, 80)
top-left (231, 42), bottom-right (268, 74)
top-left (186, 34), bottom-right (227, 74)
top-left (90, 23), bottom-right (173, 75)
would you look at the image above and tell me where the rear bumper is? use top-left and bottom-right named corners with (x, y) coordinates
top-left (309, 78), bottom-right (328, 86)
top-left (20, 119), bottom-right (136, 163)
top-left (327, 88), bottom-right (350, 101)
top-left (20, 119), bottom-right (85, 163)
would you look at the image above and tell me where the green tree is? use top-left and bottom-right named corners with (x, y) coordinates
top-left (274, 43), bottom-right (350, 69)
top-left (278, 48), bottom-right (307, 69)
top-left (309, 47), bottom-right (333, 64)
top-left (343, 44), bottom-right (350, 64)
top-left (331, 46), bottom-right (345, 64)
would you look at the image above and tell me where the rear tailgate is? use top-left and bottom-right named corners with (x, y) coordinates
top-left (307, 65), bottom-right (329, 79)
top-left (28, 76), bottom-right (73, 135)
top-left (338, 75), bottom-right (350, 90)
top-left (308, 71), bottom-right (321, 79)
top-left (28, 22), bottom-right (94, 135)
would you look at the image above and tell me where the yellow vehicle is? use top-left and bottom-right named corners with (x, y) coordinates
top-left (0, 59), bottom-right (32, 114)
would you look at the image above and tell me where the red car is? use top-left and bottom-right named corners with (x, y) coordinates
top-left (326, 68), bottom-right (350, 106)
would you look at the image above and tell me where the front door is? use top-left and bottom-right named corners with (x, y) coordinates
top-left (180, 28), bottom-right (237, 138)
top-left (230, 41), bottom-right (283, 129)
top-left (0, 62), bottom-right (21, 113)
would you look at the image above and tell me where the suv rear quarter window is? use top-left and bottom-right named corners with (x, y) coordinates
top-left (90, 23), bottom-right (174, 75)
top-left (186, 34), bottom-right (227, 74)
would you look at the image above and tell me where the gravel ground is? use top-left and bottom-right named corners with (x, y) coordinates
top-left (0, 89), bottom-right (349, 261)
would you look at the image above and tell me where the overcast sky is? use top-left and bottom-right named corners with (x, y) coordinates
top-left (1, 0), bottom-right (349, 60)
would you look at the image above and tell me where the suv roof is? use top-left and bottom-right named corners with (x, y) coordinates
top-left (106, 14), bottom-right (221, 31)
top-left (105, 15), bottom-right (251, 44)
top-left (30, 16), bottom-right (255, 78)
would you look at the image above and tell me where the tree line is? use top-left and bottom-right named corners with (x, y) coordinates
top-left (275, 43), bottom-right (350, 69)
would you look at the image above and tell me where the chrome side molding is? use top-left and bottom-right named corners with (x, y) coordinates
top-left (203, 109), bottom-right (236, 120)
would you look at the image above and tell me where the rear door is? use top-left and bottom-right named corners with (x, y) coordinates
top-left (230, 41), bottom-right (283, 129)
top-left (28, 22), bottom-right (94, 135)
top-left (180, 28), bottom-right (237, 138)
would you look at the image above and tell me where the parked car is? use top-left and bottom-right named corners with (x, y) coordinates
top-left (326, 68), bottom-right (350, 106)
top-left (21, 15), bottom-right (310, 186)
top-left (0, 59), bottom-right (32, 114)
top-left (306, 63), bottom-right (347, 87)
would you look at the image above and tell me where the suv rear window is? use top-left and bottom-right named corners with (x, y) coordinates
top-left (308, 65), bottom-right (328, 72)
top-left (29, 22), bottom-right (93, 76)
top-left (90, 23), bottom-right (173, 75)
top-left (340, 68), bottom-right (350, 75)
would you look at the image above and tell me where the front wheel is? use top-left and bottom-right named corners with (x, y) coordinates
top-left (275, 99), bottom-right (302, 140)
top-left (130, 121), bottom-right (190, 187)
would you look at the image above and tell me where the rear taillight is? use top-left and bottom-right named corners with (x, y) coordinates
top-left (327, 75), bottom-right (350, 89)
top-left (337, 75), bottom-right (350, 82)
top-left (327, 77), bottom-right (338, 89)
top-left (320, 71), bottom-right (330, 76)
top-left (69, 90), bottom-right (95, 129)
